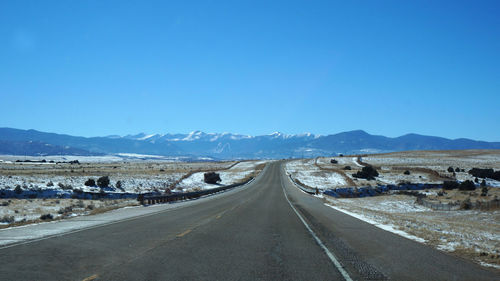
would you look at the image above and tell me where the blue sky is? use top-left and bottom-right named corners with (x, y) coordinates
top-left (1, 0), bottom-right (499, 141)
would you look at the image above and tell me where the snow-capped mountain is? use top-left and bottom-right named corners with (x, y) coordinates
top-left (1, 127), bottom-right (499, 159)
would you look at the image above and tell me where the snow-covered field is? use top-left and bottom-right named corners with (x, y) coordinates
top-left (314, 150), bottom-right (500, 187)
top-left (0, 198), bottom-right (137, 225)
top-left (0, 158), bottom-right (264, 227)
top-left (324, 195), bottom-right (500, 269)
top-left (285, 159), bottom-right (347, 190)
top-left (288, 151), bottom-right (500, 269)
top-left (0, 173), bottom-right (184, 194)
top-left (176, 160), bottom-right (267, 192)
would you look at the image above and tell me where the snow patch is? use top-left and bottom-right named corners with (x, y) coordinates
top-left (325, 203), bottom-right (426, 243)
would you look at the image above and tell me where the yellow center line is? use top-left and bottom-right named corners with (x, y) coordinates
top-left (82, 274), bottom-right (99, 281)
top-left (176, 229), bottom-right (192, 238)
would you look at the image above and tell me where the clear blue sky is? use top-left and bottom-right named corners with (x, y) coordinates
top-left (1, 0), bottom-right (499, 141)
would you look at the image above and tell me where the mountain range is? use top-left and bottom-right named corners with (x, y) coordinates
top-left (1, 127), bottom-right (499, 160)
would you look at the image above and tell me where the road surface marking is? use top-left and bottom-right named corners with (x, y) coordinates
top-left (0, 177), bottom-right (258, 251)
top-left (176, 229), bottom-right (192, 238)
top-left (281, 176), bottom-right (353, 281)
top-left (82, 274), bottom-right (99, 281)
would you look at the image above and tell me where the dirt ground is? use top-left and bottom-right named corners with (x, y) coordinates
top-left (0, 198), bottom-right (138, 228)
top-left (325, 194), bottom-right (500, 270)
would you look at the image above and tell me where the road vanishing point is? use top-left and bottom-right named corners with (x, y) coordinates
top-left (0, 162), bottom-right (498, 280)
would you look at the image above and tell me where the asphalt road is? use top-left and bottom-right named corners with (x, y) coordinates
top-left (0, 162), bottom-right (497, 280)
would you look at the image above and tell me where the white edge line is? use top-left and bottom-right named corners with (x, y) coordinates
top-left (280, 174), bottom-right (353, 281)
top-left (324, 203), bottom-right (427, 244)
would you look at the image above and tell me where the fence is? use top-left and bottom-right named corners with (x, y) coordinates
top-left (416, 197), bottom-right (500, 211)
top-left (323, 183), bottom-right (443, 198)
top-left (139, 177), bottom-right (254, 205)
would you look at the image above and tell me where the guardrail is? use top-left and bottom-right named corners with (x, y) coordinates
top-left (288, 174), bottom-right (316, 195)
top-left (139, 177), bottom-right (254, 205)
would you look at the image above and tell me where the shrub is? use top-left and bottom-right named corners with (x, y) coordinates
top-left (481, 186), bottom-right (488, 196)
top-left (403, 170), bottom-right (410, 175)
top-left (447, 167), bottom-right (454, 173)
top-left (97, 176), bottom-right (110, 188)
top-left (116, 180), bottom-right (122, 190)
top-left (14, 185), bottom-right (23, 194)
top-left (455, 167), bottom-right (461, 172)
top-left (443, 181), bottom-right (459, 190)
top-left (492, 171), bottom-right (500, 181)
top-left (330, 159), bottom-right (338, 164)
top-left (460, 198), bottom-right (472, 210)
top-left (343, 166), bottom-right (352, 170)
top-left (352, 166), bottom-right (379, 180)
top-left (46, 181), bottom-right (54, 187)
top-left (0, 215), bottom-right (15, 224)
top-left (57, 183), bottom-right (72, 190)
top-left (204, 172), bottom-right (221, 184)
top-left (84, 178), bottom-right (96, 186)
top-left (480, 179), bottom-right (486, 186)
top-left (40, 214), bottom-right (53, 220)
top-left (58, 206), bottom-right (73, 215)
top-left (75, 200), bottom-right (85, 208)
top-left (468, 168), bottom-right (494, 179)
top-left (458, 180), bottom-right (476, 191)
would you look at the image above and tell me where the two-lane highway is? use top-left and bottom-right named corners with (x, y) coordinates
top-left (0, 162), bottom-right (497, 280)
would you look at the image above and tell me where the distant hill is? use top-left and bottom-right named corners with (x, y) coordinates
top-left (0, 127), bottom-right (499, 159)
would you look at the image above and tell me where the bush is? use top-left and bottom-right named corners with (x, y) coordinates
top-left (481, 186), bottom-right (488, 196)
top-left (455, 167), bottom-right (461, 172)
top-left (403, 170), bottom-right (410, 175)
top-left (493, 171), bottom-right (500, 181)
top-left (58, 206), bottom-right (73, 215)
top-left (352, 166), bottom-right (379, 180)
top-left (46, 181), bottom-right (54, 187)
top-left (460, 198), bottom-right (472, 210)
top-left (40, 214), bottom-right (53, 220)
top-left (447, 167), bottom-right (454, 173)
top-left (480, 179), bottom-right (486, 186)
top-left (343, 166), bottom-right (352, 170)
top-left (58, 182), bottom-right (72, 190)
top-left (14, 185), bottom-right (23, 194)
top-left (0, 215), bottom-right (15, 224)
top-left (204, 172), bottom-right (221, 184)
top-left (458, 180), bottom-right (476, 191)
top-left (330, 159), bottom-right (338, 164)
top-left (468, 168), bottom-right (494, 179)
top-left (116, 180), bottom-right (123, 190)
top-left (97, 176), bottom-right (110, 188)
top-left (443, 181), bottom-right (459, 190)
top-left (84, 178), bottom-right (96, 186)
